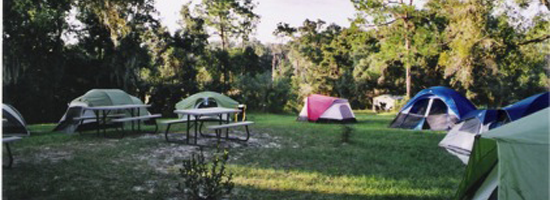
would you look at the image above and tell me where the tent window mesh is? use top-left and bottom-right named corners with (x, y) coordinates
top-left (196, 99), bottom-right (218, 108)
top-left (428, 99), bottom-right (447, 115)
top-left (400, 114), bottom-right (425, 129)
top-left (389, 113), bottom-right (407, 128)
top-left (409, 99), bottom-right (430, 115)
top-left (459, 118), bottom-right (481, 134)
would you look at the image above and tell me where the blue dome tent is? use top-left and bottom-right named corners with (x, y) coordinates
top-left (503, 92), bottom-right (549, 121)
top-left (389, 86), bottom-right (476, 131)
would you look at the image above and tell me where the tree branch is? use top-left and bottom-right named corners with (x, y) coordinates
top-left (516, 34), bottom-right (550, 46)
top-left (362, 19), bottom-right (397, 28)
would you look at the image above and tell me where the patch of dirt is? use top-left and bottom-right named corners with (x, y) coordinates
top-left (132, 131), bottom-right (297, 174)
top-left (18, 147), bottom-right (74, 164)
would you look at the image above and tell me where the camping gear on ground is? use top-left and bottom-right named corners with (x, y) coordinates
top-left (454, 108), bottom-right (548, 200)
top-left (389, 86), bottom-right (476, 131)
top-left (372, 95), bottom-right (404, 112)
top-left (297, 94), bottom-right (356, 122)
top-left (2, 104), bottom-right (30, 136)
top-left (502, 92), bottom-right (548, 121)
top-left (438, 109), bottom-right (509, 164)
top-left (53, 89), bottom-right (155, 134)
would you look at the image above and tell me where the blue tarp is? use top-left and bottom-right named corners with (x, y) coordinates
top-left (503, 92), bottom-right (549, 121)
top-left (401, 86), bottom-right (476, 119)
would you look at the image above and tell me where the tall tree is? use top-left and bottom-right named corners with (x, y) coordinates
top-left (196, 0), bottom-right (259, 49)
top-left (195, 0), bottom-right (259, 92)
top-left (351, 0), bottom-right (432, 98)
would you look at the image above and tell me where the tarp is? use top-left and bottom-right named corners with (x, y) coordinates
top-left (307, 94), bottom-right (338, 121)
top-left (502, 92), bottom-right (549, 121)
top-left (175, 91), bottom-right (239, 110)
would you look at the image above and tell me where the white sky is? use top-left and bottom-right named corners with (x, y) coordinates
top-left (154, 0), bottom-right (357, 44)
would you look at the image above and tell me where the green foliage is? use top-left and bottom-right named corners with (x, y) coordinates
top-left (178, 148), bottom-right (234, 200)
top-left (233, 72), bottom-right (294, 113)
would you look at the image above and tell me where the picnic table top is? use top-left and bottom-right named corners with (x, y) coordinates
top-left (3, 136), bottom-right (22, 143)
top-left (174, 107), bottom-right (241, 116)
top-left (84, 104), bottom-right (151, 110)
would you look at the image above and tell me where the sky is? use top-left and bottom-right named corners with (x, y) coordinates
top-left (153, 0), bottom-right (357, 44)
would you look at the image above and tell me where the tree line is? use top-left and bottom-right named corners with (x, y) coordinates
top-left (3, 0), bottom-right (549, 123)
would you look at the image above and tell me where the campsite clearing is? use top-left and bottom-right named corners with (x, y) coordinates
top-left (3, 112), bottom-right (464, 199)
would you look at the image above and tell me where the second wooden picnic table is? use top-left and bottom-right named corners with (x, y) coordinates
top-left (171, 107), bottom-right (242, 145)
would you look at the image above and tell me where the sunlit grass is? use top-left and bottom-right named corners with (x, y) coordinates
top-left (3, 112), bottom-right (463, 199)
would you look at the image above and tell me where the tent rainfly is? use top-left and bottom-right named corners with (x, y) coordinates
top-left (438, 109), bottom-right (509, 164)
top-left (297, 94), bottom-right (356, 123)
top-left (175, 91), bottom-right (241, 120)
top-left (53, 89), bottom-right (150, 133)
top-left (502, 92), bottom-right (549, 121)
top-left (454, 108), bottom-right (549, 200)
top-left (389, 86), bottom-right (476, 131)
top-left (2, 104), bottom-right (30, 136)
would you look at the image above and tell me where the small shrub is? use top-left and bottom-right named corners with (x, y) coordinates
top-left (341, 125), bottom-right (353, 144)
top-left (178, 148), bottom-right (234, 200)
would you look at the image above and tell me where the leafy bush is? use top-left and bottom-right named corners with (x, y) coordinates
top-left (178, 149), bottom-right (234, 200)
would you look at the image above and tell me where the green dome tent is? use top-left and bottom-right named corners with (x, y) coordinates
top-left (454, 108), bottom-right (548, 200)
top-left (175, 91), bottom-right (239, 110)
top-left (175, 91), bottom-right (241, 121)
top-left (54, 89), bottom-right (149, 133)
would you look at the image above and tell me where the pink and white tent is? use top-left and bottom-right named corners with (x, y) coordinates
top-left (297, 94), bottom-right (356, 122)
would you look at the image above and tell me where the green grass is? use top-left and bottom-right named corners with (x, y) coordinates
top-left (3, 112), bottom-right (464, 199)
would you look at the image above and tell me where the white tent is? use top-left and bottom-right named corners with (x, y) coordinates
top-left (297, 94), bottom-right (356, 122)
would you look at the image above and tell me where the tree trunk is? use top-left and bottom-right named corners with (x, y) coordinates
top-left (404, 26), bottom-right (412, 98)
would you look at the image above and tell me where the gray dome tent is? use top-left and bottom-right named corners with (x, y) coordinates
top-left (2, 104), bottom-right (30, 136)
top-left (54, 89), bottom-right (150, 133)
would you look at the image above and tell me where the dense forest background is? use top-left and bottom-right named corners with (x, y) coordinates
top-left (3, 0), bottom-right (549, 123)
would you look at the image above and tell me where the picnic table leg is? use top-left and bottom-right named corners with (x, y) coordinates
top-left (186, 115), bottom-right (191, 144)
top-left (95, 110), bottom-right (101, 137)
top-left (194, 115), bottom-right (200, 145)
top-left (136, 108), bottom-right (141, 133)
top-left (3, 143), bottom-right (14, 169)
top-left (225, 113), bottom-right (230, 139)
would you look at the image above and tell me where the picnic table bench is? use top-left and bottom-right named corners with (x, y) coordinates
top-left (205, 121), bottom-right (254, 141)
top-left (166, 107), bottom-right (253, 144)
top-left (78, 104), bottom-right (161, 138)
top-left (3, 136), bottom-right (22, 169)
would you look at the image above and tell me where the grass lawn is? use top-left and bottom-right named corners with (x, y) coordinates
top-left (2, 112), bottom-right (464, 199)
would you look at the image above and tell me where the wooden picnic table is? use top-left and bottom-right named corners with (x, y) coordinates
top-left (169, 107), bottom-right (242, 145)
top-left (81, 104), bottom-right (153, 137)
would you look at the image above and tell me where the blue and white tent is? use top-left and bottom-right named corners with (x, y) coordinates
top-left (389, 86), bottom-right (476, 131)
top-left (439, 109), bottom-right (509, 164)
top-left (503, 92), bottom-right (549, 121)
